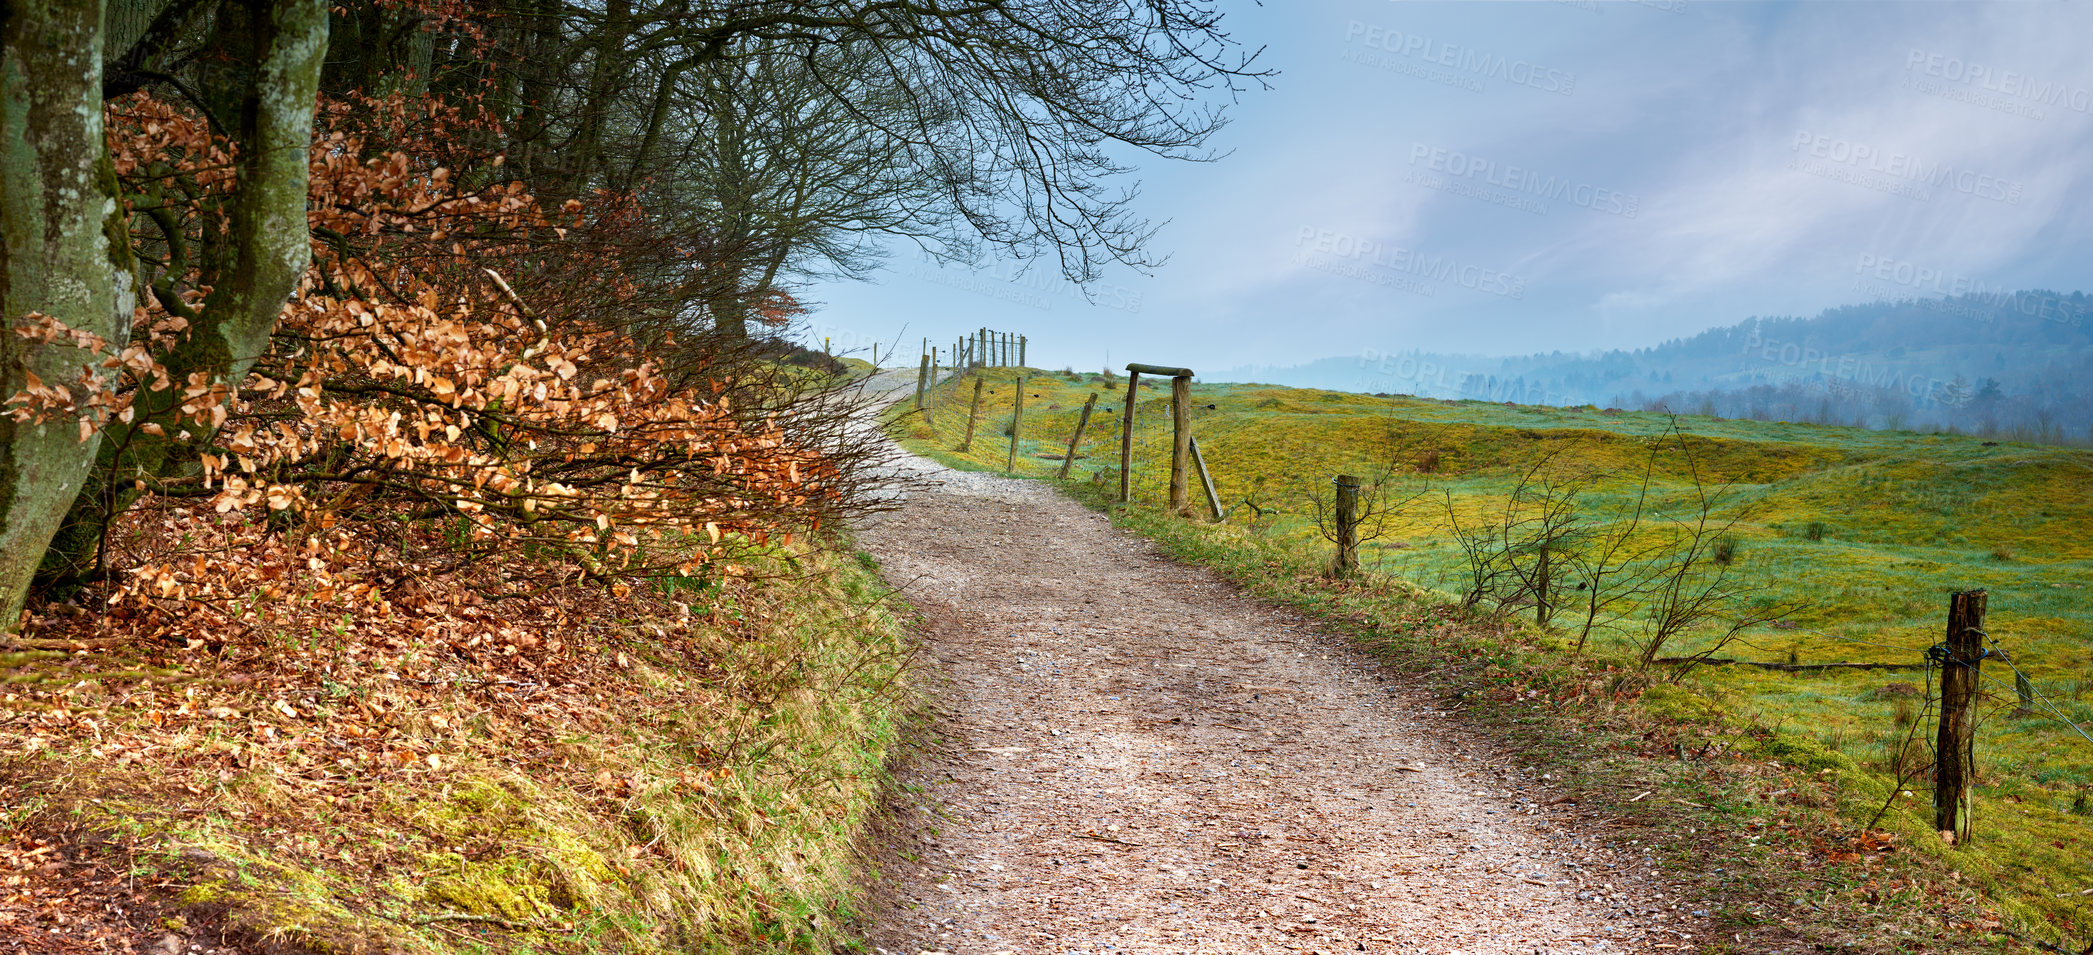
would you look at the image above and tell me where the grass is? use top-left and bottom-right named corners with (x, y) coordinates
top-left (2, 545), bottom-right (916, 954)
top-left (891, 366), bottom-right (2093, 952)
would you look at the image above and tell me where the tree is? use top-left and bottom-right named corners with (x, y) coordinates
top-left (1, 0), bottom-right (141, 630)
top-left (9, 0), bottom-right (1265, 623)
top-left (0, 0), bottom-right (329, 624)
top-left (336, 0), bottom-right (1268, 336)
top-left (638, 34), bottom-right (965, 339)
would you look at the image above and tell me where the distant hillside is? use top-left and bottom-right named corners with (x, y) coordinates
top-left (1215, 290), bottom-right (2093, 444)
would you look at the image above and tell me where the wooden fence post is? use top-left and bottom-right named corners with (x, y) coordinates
top-left (1118, 372), bottom-right (1140, 503)
top-left (1006, 375), bottom-right (1026, 473)
top-left (1935, 588), bottom-right (1988, 845)
top-left (914, 353), bottom-right (931, 410)
top-left (1020, 335), bottom-right (1028, 368)
top-left (960, 377), bottom-right (984, 452)
top-left (1189, 436), bottom-right (1225, 522)
top-left (1168, 374), bottom-right (1191, 516)
top-left (1058, 392), bottom-right (1098, 479)
top-left (1331, 474), bottom-right (1361, 577)
top-left (977, 328), bottom-right (987, 367)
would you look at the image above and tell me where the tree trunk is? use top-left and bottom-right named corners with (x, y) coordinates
top-left (565, 0), bottom-right (631, 193)
top-left (1, 0), bottom-right (140, 629)
top-left (631, 56), bottom-right (695, 181)
top-left (101, 0), bottom-right (164, 65)
top-left (39, 0), bottom-right (328, 588)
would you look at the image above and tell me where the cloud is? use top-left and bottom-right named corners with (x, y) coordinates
top-left (809, 0), bottom-right (2093, 369)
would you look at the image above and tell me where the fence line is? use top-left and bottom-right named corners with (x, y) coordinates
top-left (1981, 651), bottom-right (2093, 753)
top-left (1775, 618), bottom-right (2093, 759)
top-left (948, 327), bottom-right (1027, 370)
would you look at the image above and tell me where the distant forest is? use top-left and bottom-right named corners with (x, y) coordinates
top-left (1218, 291), bottom-right (2093, 446)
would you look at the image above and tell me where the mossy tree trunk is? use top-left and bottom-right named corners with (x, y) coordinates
top-left (101, 0), bottom-right (165, 66)
top-left (0, 0), bottom-right (139, 629)
top-left (29, 0), bottom-right (329, 593)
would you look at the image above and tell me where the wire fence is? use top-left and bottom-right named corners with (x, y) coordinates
top-left (1780, 619), bottom-right (2093, 758)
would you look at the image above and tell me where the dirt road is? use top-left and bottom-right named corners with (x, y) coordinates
top-left (854, 445), bottom-right (1699, 955)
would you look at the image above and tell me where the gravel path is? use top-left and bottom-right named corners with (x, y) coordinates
top-left (854, 375), bottom-right (1696, 955)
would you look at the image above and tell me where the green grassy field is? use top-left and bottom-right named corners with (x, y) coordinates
top-left (891, 366), bottom-right (2093, 947)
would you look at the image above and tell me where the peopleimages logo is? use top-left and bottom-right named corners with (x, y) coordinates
top-left (1851, 255), bottom-right (2086, 329)
top-left (1905, 49), bottom-right (2093, 116)
top-left (1294, 227), bottom-right (1527, 299)
top-left (1342, 22), bottom-right (1576, 95)
top-left (1854, 254), bottom-right (1999, 299)
top-left (1408, 145), bottom-right (1639, 217)
top-left (908, 250), bottom-right (1143, 313)
top-left (1741, 329), bottom-right (1974, 409)
top-left (1790, 132), bottom-right (2023, 204)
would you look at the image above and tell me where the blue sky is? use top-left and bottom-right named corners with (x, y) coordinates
top-left (800, 1), bottom-right (2093, 375)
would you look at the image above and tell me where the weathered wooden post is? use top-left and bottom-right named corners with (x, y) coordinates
top-left (978, 327), bottom-right (988, 367)
top-left (1189, 436), bottom-right (1225, 522)
top-left (1118, 371), bottom-right (1140, 503)
top-left (1935, 588), bottom-right (1987, 845)
top-left (914, 353), bottom-right (931, 410)
top-left (1006, 375), bottom-right (1026, 473)
top-left (1058, 392), bottom-right (1099, 479)
top-left (1168, 374), bottom-right (1191, 515)
top-left (1331, 474), bottom-right (1361, 577)
top-left (959, 377), bottom-right (984, 452)
top-left (1020, 335), bottom-right (1028, 368)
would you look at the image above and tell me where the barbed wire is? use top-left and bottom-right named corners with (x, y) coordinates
top-left (1724, 618), bottom-right (2093, 755)
top-left (1975, 649), bottom-right (2093, 753)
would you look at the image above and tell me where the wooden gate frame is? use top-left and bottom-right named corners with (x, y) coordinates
top-left (1116, 363), bottom-right (1222, 520)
